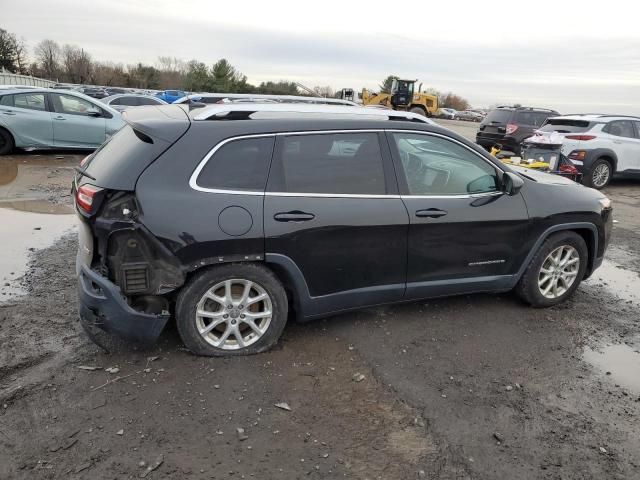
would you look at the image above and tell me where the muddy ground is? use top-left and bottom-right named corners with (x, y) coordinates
top-left (1, 130), bottom-right (639, 479)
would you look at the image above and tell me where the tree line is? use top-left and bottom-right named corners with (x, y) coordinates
top-left (0, 28), bottom-right (318, 95)
top-left (1, 27), bottom-right (471, 106)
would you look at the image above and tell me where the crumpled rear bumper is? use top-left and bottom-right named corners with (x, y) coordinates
top-left (78, 265), bottom-right (169, 344)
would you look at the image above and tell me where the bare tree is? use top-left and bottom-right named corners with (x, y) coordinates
top-left (34, 39), bottom-right (61, 80)
top-left (61, 44), bottom-right (92, 83)
top-left (313, 85), bottom-right (334, 98)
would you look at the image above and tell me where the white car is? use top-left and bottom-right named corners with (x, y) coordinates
top-left (534, 114), bottom-right (640, 189)
top-left (438, 108), bottom-right (457, 119)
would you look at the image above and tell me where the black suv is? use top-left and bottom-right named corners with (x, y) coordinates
top-left (476, 106), bottom-right (560, 155)
top-left (74, 104), bottom-right (612, 356)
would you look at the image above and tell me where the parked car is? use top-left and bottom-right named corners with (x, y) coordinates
top-left (0, 89), bottom-right (124, 154)
top-left (72, 103), bottom-right (611, 356)
top-left (476, 106), bottom-right (560, 155)
top-left (455, 110), bottom-right (484, 122)
top-left (437, 108), bottom-right (457, 119)
top-left (104, 87), bottom-right (130, 96)
top-left (534, 114), bottom-right (640, 189)
top-left (100, 94), bottom-right (167, 112)
top-left (155, 90), bottom-right (187, 103)
top-left (80, 87), bottom-right (109, 99)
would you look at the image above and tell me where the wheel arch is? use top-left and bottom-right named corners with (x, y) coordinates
top-left (586, 149), bottom-right (618, 172)
top-left (515, 223), bottom-right (599, 283)
top-left (0, 125), bottom-right (16, 152)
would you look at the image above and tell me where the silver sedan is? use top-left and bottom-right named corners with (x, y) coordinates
top-left (100, 94), bottom-right (167, 113)
top-left (0, 89), bottom-right (124, 154)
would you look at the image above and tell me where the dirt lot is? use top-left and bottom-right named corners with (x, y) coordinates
top-left (1, 127), bottom-right (639, 480)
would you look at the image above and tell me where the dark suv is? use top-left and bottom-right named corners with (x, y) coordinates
top-left (74, 104), bottom-right (612, 356)
top-left (476, 106), bottom-right (560, 154)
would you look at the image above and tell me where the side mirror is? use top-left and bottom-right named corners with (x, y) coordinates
top-left (502, 171), bottom-right (525, 196)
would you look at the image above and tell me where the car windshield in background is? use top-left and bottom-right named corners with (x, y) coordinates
top-left (483, 109), bottom-right (512, 124)
top-left (515, 111), bottom-right (551, 127)
top-left (538, 119), bottom-right (592, 133)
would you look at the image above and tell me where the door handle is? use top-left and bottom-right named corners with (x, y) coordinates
top-left (54, 116), bottom-right (66, 120)
top-left (415, 208), bottom-right (448, 218)
top-left (273, 211), bottom-right (315, 222)
top-left (2, 111), bottom-right (16, 116)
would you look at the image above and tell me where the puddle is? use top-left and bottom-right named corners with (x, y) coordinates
top-left (0, 207), bottom-right (77, 301)
top-left (584, 259), bottom-right (640, 305)
top-left (583, 343), bottom-right (640, 394)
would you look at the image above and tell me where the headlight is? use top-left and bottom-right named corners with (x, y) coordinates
top-left (599, 197), bottom-right (612, 210)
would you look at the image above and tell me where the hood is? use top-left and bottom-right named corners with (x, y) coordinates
top-left (509, 165), bottom-right (577, 186)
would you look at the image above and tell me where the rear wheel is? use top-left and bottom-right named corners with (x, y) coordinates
top-left (0, 128), bottom-right (14, 155)
top-left (585, 158), bottom-right (612, 189)
top-left (516, 231), bottom-right (588, 307)
top-left (409, 106), bottom-right (427, 117)
top-left (176, 263), bottom-right (288, 356)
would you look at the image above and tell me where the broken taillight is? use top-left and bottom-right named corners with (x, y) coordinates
top-left (76, 184), bottom-right (103, 214)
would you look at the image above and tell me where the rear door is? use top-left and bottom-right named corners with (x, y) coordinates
top-left (264, 131), bottom-right (408, 315)
top-left (602, 120), bottom-right (640, 172)
top-left (387, 130), bottom-right (530, 299)
top-left (0, 92), bottom-right (53, 147)
top-left (49, 93), bottom-right (106, 147)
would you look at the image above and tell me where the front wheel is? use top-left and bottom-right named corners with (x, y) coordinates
top-left (409, 106), bottom-right (427, 117)
top-left (176, 264), bottom-right (288, 356)
top-left (516, 231), bottom-right (588, 307)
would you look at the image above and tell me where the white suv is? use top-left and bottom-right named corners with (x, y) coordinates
top-left (536, 114), bottom-right (640, 189)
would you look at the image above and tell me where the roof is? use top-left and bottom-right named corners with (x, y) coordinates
top-left (101, 93), bottom-right (168, 104)
top-left (547, 114), bottom-right (640, 122)
top-left (190, 103), bottom-right (435, 124)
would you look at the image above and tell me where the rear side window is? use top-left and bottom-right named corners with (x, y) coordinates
top-left (138, 97), bottom-right (161, 106)
top-left (604, 120), bottom-right (636, 138)
top-left (0, 95), bottom-right (13, 106)
top-left (113, 97), bottom-right (139, 106)
top-left (269, 133), bottom-right (386, 195)
top-left (197, 137), bottom-right (275, 191)
top-left (482, 109), bottom-right (513, 124)
top-left (13, 93), bottom-right (46, 111)
top-left (515, 111), bottom-right (551, 127)
top-left (539, 119), bottom-right (592, 133)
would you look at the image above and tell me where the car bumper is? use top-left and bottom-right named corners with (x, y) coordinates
top-left (476, 134), bottom-right (519, 152)
top-left (77, 264), bottom-right (169, 344)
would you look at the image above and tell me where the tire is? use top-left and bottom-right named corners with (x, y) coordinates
top-left (584, 158), bottom-right (612, 189)
top-left (409, 106), bottom-right (427, 117)
top-left (176, 263), bottom-right (288, 356)
top-left (0, 128), bottom-right (14, 155)
top-left (515, 231), bottom-right (588, 308)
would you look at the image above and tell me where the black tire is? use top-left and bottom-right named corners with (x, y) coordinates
top-left (176, 263), bottom-right (288, 356)
top-left (515, 231), bottom-right (588, 307)
top-left (583, 158), bottom-right (612, 189)
top-left (0, 128), bottom-right (14, 155)
top-left (409, 106), bottom-right (427, 117)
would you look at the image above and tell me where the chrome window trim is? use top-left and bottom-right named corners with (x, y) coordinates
top-left (190, 129), bottom-right (506, 199)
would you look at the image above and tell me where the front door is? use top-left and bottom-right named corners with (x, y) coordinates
top-left (386, 131), bottom-right (530, 299)
top-left (264, 131), bottom-right (408, 316)
top-left (49, 93), bottom-right (106, 147)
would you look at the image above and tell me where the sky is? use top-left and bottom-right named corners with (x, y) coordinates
top-left (3, 0), bottom-right (640, 114)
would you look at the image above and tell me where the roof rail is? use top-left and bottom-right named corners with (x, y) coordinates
top-left (191, 103), bottom-right (435, 124)
top-left (178, 92), bottom-right (358, 107)
top-left (495, 105), bottom-right (558, 113)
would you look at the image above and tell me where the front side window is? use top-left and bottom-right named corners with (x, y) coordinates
top-left (13, 93), bottom-right (46, 111)
top-left (197, 137), bottom-right (275, 191)
top-left (392, 133), bottom-right (500, 195)
top-left (53, 94), bottom-right (102, 116)
top-left (605, 120), bottom-right (635, 138)
top-left (270, 132), bottom-right (386, 195)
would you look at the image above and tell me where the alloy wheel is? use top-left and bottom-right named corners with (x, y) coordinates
top-left (195, 279), bottom-right (272, 350)
top-left (592, 163), bottom-right (610, 188)
top-left (537, 245), bottom-right (580, 299)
